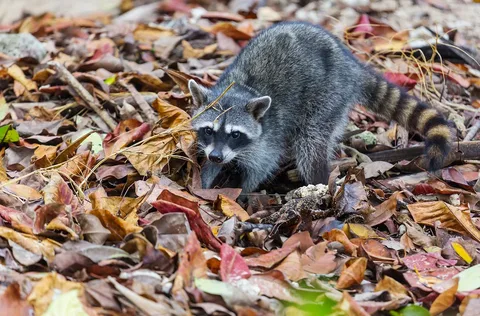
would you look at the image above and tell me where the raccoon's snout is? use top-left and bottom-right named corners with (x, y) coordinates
top-left (208, 149), bottom-right (223, 163)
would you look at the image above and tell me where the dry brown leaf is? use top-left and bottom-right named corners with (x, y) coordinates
top-left (407, 201), bottom-right (480, 242)
top-left (214, 194), bottom-right (249, 221)
top-left (206, 22), bottom-right (253, 40)
top-left (8, 64), bottom-right (38, 91)
top-left (274, 250), bottom-right (306, 282)
top-left (88, 209), bottom-right (142, 241)
top-left (366, 191), bottom-right (405, 226)
top-left (133, 25), bottom-right (175, 42)
top-left (334, 291), bottom-right (370, 316)
top-left (430, 277), bottom-right (459, 316)
top-left (3, 183), bottom-right (42, 201)
top-left (336, 257), bottom-right (368, 289)
top-left (27, 272), bottom-right (85, 315)
top-left (182, 40), bottom-right (217, 59)
top-left (0, 227), bottom-right (55, 263)
top-left (375, 276), bottom-right (408, 298)
top-left (322, 229), bottom-right (358, 256)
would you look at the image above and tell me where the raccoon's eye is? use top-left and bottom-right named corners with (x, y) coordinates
top-left (204, 127), bottom-right (213, 136)
top-left (231, 131), bottom-right (241, 139)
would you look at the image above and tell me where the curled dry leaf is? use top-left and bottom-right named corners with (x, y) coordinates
top-left (336, 257), bottom-right (368, 289)
top-left (429, 277), bottom-right (459, 316)
top-left (88, 209), bottom-right (142, 241)
top-left (214, 194), bottom-right (250, 221)
top-left (407, 201), bottom-right (480, 242)
top-left (322, 229), bottom-right (358, 256)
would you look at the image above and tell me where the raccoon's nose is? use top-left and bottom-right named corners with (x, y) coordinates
top-left (209, 150), bottom-right (223, 163)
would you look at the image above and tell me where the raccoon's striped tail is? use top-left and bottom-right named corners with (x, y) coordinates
top-left (362, 74), bottom-right (453, 170)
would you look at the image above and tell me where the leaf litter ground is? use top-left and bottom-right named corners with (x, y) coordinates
top-left (0, 0), bottom-right (479, 315)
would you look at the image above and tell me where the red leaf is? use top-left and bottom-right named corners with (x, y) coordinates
top-left (220, 244), bottom-right (251, 282)
top-left (151, 190), bottom-right (222, 251)
top-left (353, 14), bottom-right (374, 35)
top-left (441, 167), bottom-right (473, 191)
top-left (0, 283), bottom-right (32, 316)
top-left (412, 183), bottom-right (436, 195)
top-left (403, 253), bottom-right (457, 271)
top-left (244, 242), bottom-right (300, 269)
top-left (0, 205), bottom-right (34, 234)
top-left (384, 72), bottom-right (417, 90)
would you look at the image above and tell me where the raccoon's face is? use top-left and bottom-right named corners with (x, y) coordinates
top-left (188, 80), bottom-right (271, 164)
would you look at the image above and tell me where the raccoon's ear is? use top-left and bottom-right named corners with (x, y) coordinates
top-left (188, 80), bottom-right (208, 106)
top-left (246, 96), bottom-right (271, 120)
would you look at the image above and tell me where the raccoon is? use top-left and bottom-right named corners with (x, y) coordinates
top-left (188, 21), bottom-right (453, 193)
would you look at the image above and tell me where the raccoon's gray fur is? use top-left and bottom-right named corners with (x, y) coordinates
top-left (189, 21), bottom-right (453, 193)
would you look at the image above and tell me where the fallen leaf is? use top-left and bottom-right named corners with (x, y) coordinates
top-left (375, 276), bottom-right (408, 298)
top-left (407, 201), bottom-right (480, 242)
top-left (220, 243), bottom-right (251, 282)
top-left (245, 242), bottom-right (299, 269)
top-left (429, 277), bottom-right (459, 316)
top-left (336, 257), bottom-right (368, 289)
top-left (88, 209), bottom-right (141, 241)
top-left (27, 272), bottom-right (84, 316)
top-left (454, 264), bottom-right (480, 292)
top-left (172, 232), bottom-right (207, 300)
top-left (322, 229), bottom-right (358, 256)
top-left (0, 282), bottom-right (32, 316)
top-left (182, 40), bottom-right (217, 59)
top-left (451, 241), bottom-right (473, 264)
top-left (214, 194), bottom-right (250, 221)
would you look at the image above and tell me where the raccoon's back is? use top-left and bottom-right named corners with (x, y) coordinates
top-left (217, 22), bottom-right (364, 121)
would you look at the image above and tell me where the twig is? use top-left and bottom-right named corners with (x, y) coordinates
top-left (120, 81), bottom-right (158, 125)
top-left (464, 120), bottom-right (480, 141)
top-left (47, 61), bottom-right (117, 131)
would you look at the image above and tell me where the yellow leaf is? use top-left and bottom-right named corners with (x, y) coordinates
top-left (451, 241), bottom-right (473, 264)
top-left (89, 209), bottom-right (141, 241)
top-left (0, 227), bottom-right (55, 263)
top-left (7, 64), bottom-right (37, 91)
top-left (27, 272), bottom-right (84, 316)
top-left (214, 194), bottom-right (250, 221)
top-left (182, 40), bottom-right (217, 59)
top-left (347, 223), bottom-right (379, 238)
top-left (43, 289), bottom-right (89, 316)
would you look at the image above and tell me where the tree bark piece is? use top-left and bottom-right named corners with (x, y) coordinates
top-left (367, 141), bottom-right (480, 168)
top-left (48, 61), bottom-right (117, 131)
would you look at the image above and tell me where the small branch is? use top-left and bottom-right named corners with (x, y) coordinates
top-left (48, 61), bottom-right (117, 131)
top-left (464, 120), bottom-right (480, 141)
top-left (121, 81), bottom-right (158, 125)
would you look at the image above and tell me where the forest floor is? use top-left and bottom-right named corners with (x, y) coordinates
top-left (0, 0), bottom-right (479, 315)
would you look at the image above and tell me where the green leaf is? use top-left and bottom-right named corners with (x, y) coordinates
top-left (0, 124), bottom-right (19, 143)
top-left (295, 294), bottom-right (337, 315)
top-left (454, 264), bottom-right (480, 292)
top-left (104, 75), bottom-right (117, 85)
top-left (390, 305), bottom-right (430, 316)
